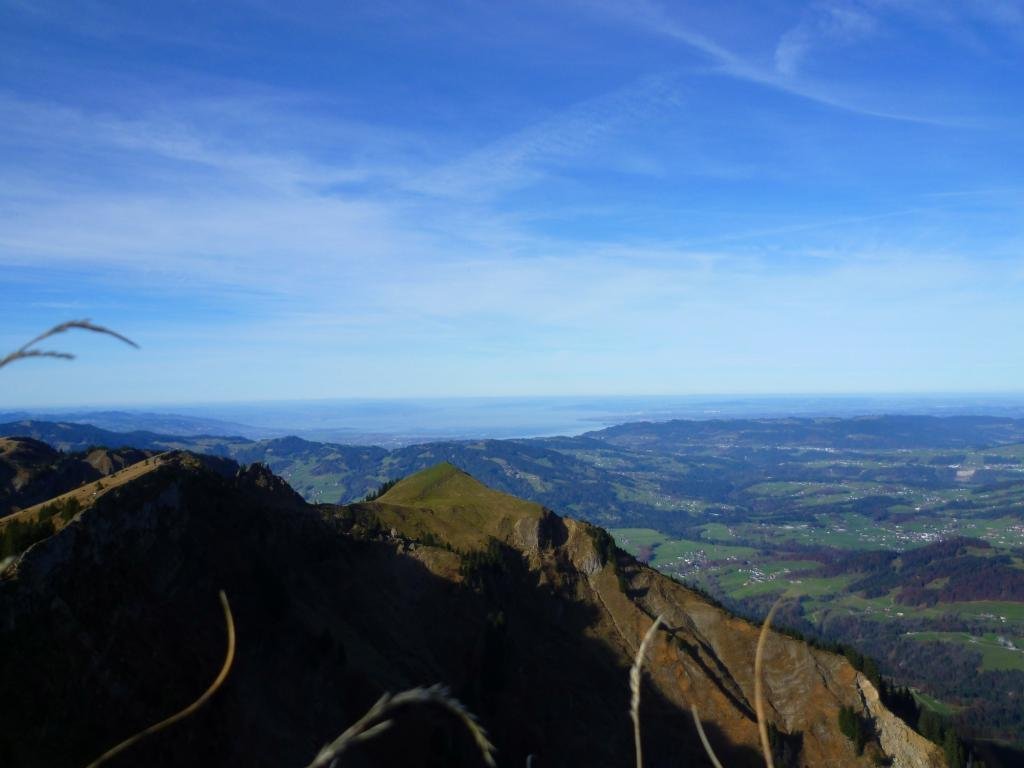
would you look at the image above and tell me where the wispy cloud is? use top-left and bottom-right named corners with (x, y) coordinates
top-left (0, 92), bottom-right (418, 195)
top-left (1, 0), bottom-right (1022, 401)
top-left (402, 74), bottom-right (682, 200)
top-left (583, 0), bottom-right (977, 125)
top-left (774, 3), bottom-right (878, 76)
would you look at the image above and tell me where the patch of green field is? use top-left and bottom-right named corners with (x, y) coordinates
top-left (945, 601), bottom-right (1024, 622)
top-left (710, 561), bottom-right (854, 601)
top-left (957, 517), bottom-right (1024, 547)
top-left (787, 575), bottom-right (857, 597)
top-left (795, 493), bottom-right (856, 508)
top-left (795, 512), bottom-right (905, 549)
top-left (973, 641), bottom-right (1023, 672)
top-left (801, 459), bottom-right (889, 469)
top-left (271, 459), bottom-right (351, 503)
top-left (906, 631), bottom-right (1024, 672)
top-left (743, 481), bottom-right (810, 496)
top-left (746, 508), bottom-right (1024, 551)
top-left (731, 581), bottom-right (787, 599)
top-left (610, 528), bottom-right (756, 564)
top-left (979, 443), bottom-right (1024, 459)
top-left (762, 559), bottom-right (819, 574)
top-left (653, 538), bottom-right (757, 563)
top-left (840, 593), bottom-right (898, 610)
top-left (912, 690), bottom-right (962, 716)
top-left (610, 527), bottom-right (670, 549)
top-left (797, 592), bottom-right (905, 624)
top-left (701, 522), bottom-right (736, 540)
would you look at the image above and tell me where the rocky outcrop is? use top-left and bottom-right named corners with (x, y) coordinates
top-left (564, 519), bottom-right (604, 576)
top-left (858, 676), bottom-right (946, 768)
top-left (492, 493), bottom-right (939, 767)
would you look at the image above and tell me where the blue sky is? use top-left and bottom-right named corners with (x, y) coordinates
top-left (1, 0), bottom-right (1022, 406)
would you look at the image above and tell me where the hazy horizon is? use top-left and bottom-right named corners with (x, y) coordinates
top-left (9, 392), bottom-right (1024, 446)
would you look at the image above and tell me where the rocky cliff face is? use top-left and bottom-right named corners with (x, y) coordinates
top-left (858, 676), bottom-right (946, 768)
top-left (0, 457), bottom-right (944, 768)
top-left (344, 463), bottom-right (945, 768)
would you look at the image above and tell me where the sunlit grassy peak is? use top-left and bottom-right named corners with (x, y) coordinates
top-left (367, 462), bottom-right (546, 550)
top-left (379, 462), bottom-right (542, 517)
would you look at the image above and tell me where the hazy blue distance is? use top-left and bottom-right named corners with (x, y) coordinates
top-left (8, 394), bottom-right (1024, 447)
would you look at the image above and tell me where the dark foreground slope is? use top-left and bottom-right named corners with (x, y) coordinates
top-left (0, 457), bottom-right (941, 768)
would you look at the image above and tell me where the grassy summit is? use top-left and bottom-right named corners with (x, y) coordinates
top-left (362, 462), bottom-right (547, 550)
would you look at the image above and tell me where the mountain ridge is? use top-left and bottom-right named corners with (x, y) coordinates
top-left (5, 417), bottom-right (1022, 757)
top-left (11, 414), bottom-right (1024, 516)
top-left (0, 452), bottom-right (943, 767)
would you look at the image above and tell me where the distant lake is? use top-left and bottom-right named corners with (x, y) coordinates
top-left (139, 394), bottom-right (1024, 444)
top-left (11, 394), bottom-right (1024, 446)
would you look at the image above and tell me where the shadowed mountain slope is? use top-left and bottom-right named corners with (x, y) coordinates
top-left (0, 436), bottom-right (155, 516)
top-left (0, 454), bottom-right (943, 768)
top-left (0, 420), bottom-right (177, 452)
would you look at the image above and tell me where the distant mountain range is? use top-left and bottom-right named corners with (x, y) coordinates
top-left (6, 413), bottom-right (1024, 516)
top-left (9, 394), bottom-right (1024, 447)
top-left (0, 410), bottom-right (278, 440)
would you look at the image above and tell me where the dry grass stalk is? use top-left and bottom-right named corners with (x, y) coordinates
top-left (754, 599), bottom-right (782, 768)
top-left (308, 683), bottom-right (497, 768)
top-left (629, 614), bottom-right (664, 768)
top-left (0, 319), bottom-right (138, 370)
top-left (690, 704), bottom-right (725, 768)
top-left (84, 591), bottom-right (236, 768)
